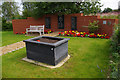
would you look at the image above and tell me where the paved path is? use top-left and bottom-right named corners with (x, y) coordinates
top-left (0, 41), bottom-right (25, 55)
top-left (0, 32), bottom-right (59, 56)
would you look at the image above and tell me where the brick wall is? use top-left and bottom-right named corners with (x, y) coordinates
top-left (97, 19), bottom-right (118, 37)
top-left (12, 13), bottom-right (118, 37)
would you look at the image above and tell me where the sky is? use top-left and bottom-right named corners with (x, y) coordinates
top-left (14, 0), bottom-right (120, 14)
top-left (100, 0), bottom-right (119, 10)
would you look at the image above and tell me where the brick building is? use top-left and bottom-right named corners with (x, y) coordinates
top-left (12, 13), bottom-right (118, 37)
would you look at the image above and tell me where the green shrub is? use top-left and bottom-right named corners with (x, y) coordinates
top-left (110, 52), bottom-right (120, 78)
top-left (88, 21), bottom-right (99, 33)
top-left (102, 8), bottom-right (112, 13)
top-left (111, 30), bottom-right (119, 52)
top-left (111, 68), bottom-right (119, 78)
top-left (2, 18), bottom-right (13, 31)
top-left (110, 28), bottom-right (120, 78)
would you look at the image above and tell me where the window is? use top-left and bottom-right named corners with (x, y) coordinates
top-left (71, 17), bottom-right (77, 30)
top-left (45, 17), bottom-right (51, 29)
top-left (107, 21), bottom-right (111, 25)
top-left (58, 15), bottom-right (64, 29)
top-left (103, 20), bottom-right (106, 24)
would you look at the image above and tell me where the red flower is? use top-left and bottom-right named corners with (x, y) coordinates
top-left (84, 33), bottom-right (86, 35)
top-left (86, 32), bottom-right (89, 35)
top-left (69, 32), bottom-right (72, 34)
top-left (83, 35), bottom-right (85, 37)
top-left (89, 35), bottom-right (93, 38)
top-left (37, 40), bottom-right (40, 42)
top-left (81, 35), bottom-right (83, 37)
top-left (105, 36), bottom-right (110, 39)
top-left (44, 30), bottom-right (48, 33)
top-left (73, 34), bottom-right (76, 37)
top-left (95, 35), bottom-right (97, 38)
top-left (15, 32), bottom-right (18, 34)
top-left (77, 33), bottom-right (80, 37)
top-left (94, 34), bottom-right (97, 38)
top-left (58, 32), bottom-right (61, 34)
top-left (101, 36), bottom-right (104, 39)
top-left (22, 32), bottom-right (25, 34)
top-left (61, 32), bottom-right (64, 34)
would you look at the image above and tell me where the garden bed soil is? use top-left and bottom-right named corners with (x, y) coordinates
top-left (38, 38), bottom-right (60, 43)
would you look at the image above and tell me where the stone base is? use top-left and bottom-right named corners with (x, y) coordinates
top-left (22, 55), bottom-right (70, 69)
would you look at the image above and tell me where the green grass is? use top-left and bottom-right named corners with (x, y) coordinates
top-left (1, 31), bottom-right (33, 46)
top-left (2, 37), bottom-right (110, 78)
top-left (100, 15), bottom-right (118, 19)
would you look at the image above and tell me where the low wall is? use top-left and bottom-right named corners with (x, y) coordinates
top-left (12, 13), bottom-right (118, 37)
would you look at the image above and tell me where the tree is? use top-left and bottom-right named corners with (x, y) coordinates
top-left (22, 1), bottom-right (103, 18)
top-left (22, 2), bottom-right (35, 18)
top-left (77, 1), bottom-right (102, 15)
top-left (32, 2), bottom-right (80, 18)
top-left (2, 17), bottom-right (13, 31)
top-left (2, 2), bottom-right (20, 20)
top-left (103, 7), bottom-right (112, 13)
top-left (34, 2), bottom-right (102, 17)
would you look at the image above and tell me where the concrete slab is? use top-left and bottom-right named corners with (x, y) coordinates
top-left (22, 55), bottom-right (70, 69)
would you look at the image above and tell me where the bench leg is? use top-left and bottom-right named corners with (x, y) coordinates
top-left (39, 30), bottom-right (41, 36)
top-left (43, 31), bottom-right (44, 35)
top-left (40, 32), bottom-right (41, 35)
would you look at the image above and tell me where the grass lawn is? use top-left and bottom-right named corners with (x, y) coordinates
top-left (1, 31), bottom-right (33, 46)
top-left (2, 36), bottom-right (110, 78)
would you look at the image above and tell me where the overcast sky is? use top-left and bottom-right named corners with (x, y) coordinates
top-left (14, 0), bottom-right (120, 14)
top-left (100, 0), bottom-right (119, 10)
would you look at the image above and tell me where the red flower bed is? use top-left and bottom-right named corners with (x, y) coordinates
top-left (44, 30), bottom-right (54, 34)
top-left (15, 32), bottom-right (26, 34)
top-left (58, 31), bottom-right (110, 39)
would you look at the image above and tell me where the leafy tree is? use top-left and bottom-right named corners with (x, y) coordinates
top-left (22, 2), bottom-right (35, 18)
top-left (0, 4), bottom-right (2, 16)
top-left (22, 1), bottom-right (103, 18)
top-left (103, 7), bottom-right (112, 13)
top-left (77, 1), bottom-right (102, 15)
top-left (32, 2), bottom-right (80, 18)
top-left (2, 18), bottom-right (13, 31)
top-left (2, 2), bottom-right (20, 20)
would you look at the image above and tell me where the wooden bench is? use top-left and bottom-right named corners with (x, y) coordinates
top-left (26, 25), bottom-right (44, 35)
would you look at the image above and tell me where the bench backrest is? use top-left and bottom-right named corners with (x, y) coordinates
top-left (30, 25), bottom-right (44, 31)
top-left (30, 26), bottom-right (37, 30)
